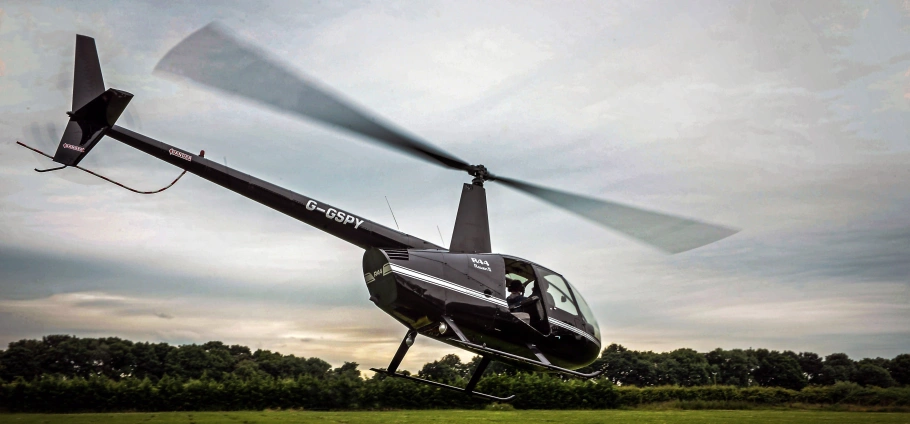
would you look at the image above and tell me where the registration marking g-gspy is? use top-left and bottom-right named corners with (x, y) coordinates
top-left (305, 200), bottom-right (364, 229)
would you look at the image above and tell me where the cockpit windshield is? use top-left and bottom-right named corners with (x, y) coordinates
top-left (535, 267), bottom-right (601, 341)
top-left (565, 279), bottom-right (600, 341)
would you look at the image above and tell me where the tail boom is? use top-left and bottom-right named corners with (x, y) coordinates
top-left (105, 125), bottom-right (442, 251)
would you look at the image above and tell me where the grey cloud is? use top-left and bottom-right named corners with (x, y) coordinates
top-left (0, 244), bottom-right (369, 308)
top-left (1, 0), bottom-right (908, 363)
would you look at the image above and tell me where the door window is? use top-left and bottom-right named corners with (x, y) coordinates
top-left (541, 273), bottom-right (579, 316)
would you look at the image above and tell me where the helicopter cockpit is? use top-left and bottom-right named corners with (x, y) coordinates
top-left (503, 257), bottom-right (601, 341)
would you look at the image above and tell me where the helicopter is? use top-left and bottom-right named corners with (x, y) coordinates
top-left (17, 25), bottom-right (738, 401)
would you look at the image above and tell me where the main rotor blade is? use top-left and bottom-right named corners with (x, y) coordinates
top-left (495, 176), bottom-right (739, 254)
top-left (155, 22), bottom-right (470, 171)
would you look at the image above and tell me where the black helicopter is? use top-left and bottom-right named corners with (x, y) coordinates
top-left (18, 26), bottom-right (738, 401)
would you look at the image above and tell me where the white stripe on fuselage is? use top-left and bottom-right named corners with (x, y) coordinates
top-left (388, 263), bottom-right (598, 344)
top-left (548, 317), bottom-right (599, 344)
top-left (389, 263), bottom-right (508, 307)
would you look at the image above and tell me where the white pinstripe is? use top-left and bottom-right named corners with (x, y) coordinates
top-left (388, 264), bottom-right (599, 344)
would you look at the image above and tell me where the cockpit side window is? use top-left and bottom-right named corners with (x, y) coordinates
top-left (541, 273), bottom-right (579, 316)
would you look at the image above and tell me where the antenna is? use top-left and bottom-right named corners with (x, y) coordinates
top-left (437, 225), bottom-right (446, 246)
top-left (385, 196), bottom-right (400, 230)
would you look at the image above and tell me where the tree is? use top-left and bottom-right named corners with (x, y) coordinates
top-left (590, 344), bottom-right (662, 387)
top-left (104, 338), bottom-right (136, 379)
top-left (852, 363), bottom-right (896, 388)
top-left (418, 354), bottom-right (467, 384)
top-left (334, 362), bottom-right (361, 379)
top-left (0, 339), bottom-right (42, 380)
top-left (665, 348), bottom-right (711, 386)
top-left (228, 344), bottom-right (252, 363)
top-left (467, 355), bottom-right (515, 377)
top-left (797, 351), bottom-right (824, 384)
top-left (752, 349), bottom-right (807, 390)
top-left (705, 348), bottom-right (758, 386)
top-left (165, 344), bottom-right (232, 380)
top-left (888, 354), bottom-right (910, 386)
top-left (131, 342), bottom-right (173, 381)
top-left (816, 353), bottom-right (856, 385)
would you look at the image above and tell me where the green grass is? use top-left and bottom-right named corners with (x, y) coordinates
top-left (2, 410), bottom-right (910, 424)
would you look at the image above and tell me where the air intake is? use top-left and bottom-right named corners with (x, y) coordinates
top-left (384, 249), bottom-right (409, 261)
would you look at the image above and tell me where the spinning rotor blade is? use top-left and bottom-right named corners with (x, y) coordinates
top-left (155, 23), bottom-right (470, 171)
top-left (157, 23), bottom-right (738, 253)
top-left (494, 176), bottom-right (739, 254)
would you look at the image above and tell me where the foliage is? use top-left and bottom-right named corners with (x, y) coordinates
top-left (5, 410), bottom-right (910, 424)
top-left (1, 335), bottom-right (908, 412)
top-left (1, 374), bottom-right (909, 412)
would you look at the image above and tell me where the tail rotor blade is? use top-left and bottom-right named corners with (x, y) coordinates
top-left (495, 176), bottom-right (739, 254)
top-left (155, 22), bottom-right (470, 171)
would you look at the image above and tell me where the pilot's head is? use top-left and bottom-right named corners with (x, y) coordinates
top-left (507, 279), bottom-right (524, 295)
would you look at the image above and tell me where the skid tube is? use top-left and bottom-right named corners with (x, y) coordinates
top-left (369, 330), bottom-right (515, 402)
top-left (440, 316), bottom-right (604, 379)
top-left (449, 339), bottom-right (605, 379)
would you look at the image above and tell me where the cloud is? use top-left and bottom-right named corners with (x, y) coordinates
top-left (1, 0), bottom-right (909, 365)
top-left (0, 289), bottom-right (460, 371)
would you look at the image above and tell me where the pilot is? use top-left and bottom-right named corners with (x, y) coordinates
top-left (506, 279), bottom-right (526, 310)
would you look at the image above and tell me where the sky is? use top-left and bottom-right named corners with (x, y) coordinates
top-left (1, 0), bottom-right (909, 373)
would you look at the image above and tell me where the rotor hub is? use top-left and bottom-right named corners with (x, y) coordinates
top-left (467, 164), bottom-right (492, 186)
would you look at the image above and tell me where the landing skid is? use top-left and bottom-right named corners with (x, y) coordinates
top-left (449, 339), bottom-right (604, 379)
top-left (369, 329), bottom-right (515, 402)
top-left (442, 316), bottom-right (603, 379)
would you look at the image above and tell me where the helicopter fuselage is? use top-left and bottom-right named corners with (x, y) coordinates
top-left (363, 248), bottom-right (601, 370)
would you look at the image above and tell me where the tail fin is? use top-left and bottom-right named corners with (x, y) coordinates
top-left (72, 35), bottom-right (105, 111)
top-left (52, 35), bottom-right (133, 166)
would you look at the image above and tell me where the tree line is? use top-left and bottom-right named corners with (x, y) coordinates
top-left (0, 335), bottom-right (908, 412)
top-left (579, 344), bottom-right (910, 390)
top-left (2, 336), bottom-right (908, 388)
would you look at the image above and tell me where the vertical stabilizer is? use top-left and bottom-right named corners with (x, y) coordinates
top-left (72, 35), bottom-right (105, 111)
top-left (51, 35), bottom-right (132, 167)
top-left (449, 183), bottom-right (492, 253)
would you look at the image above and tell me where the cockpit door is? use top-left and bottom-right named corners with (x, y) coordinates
top-left (533, 264), bottom-right (585, 335)
top-left (500, 257), bottom-right (549, 335)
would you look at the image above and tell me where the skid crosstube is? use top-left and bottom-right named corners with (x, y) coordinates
top-left (370, 367), bottom-right (514, 402)
top-left (372, 330), bottom-right (515, 402)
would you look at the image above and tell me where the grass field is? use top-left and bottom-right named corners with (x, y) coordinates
top-left (2, 410), bottom-right (910, 424)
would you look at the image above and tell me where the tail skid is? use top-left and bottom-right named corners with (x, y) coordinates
top-left (16, 141), bottom-right (190, 194)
